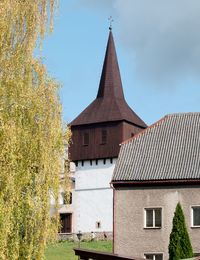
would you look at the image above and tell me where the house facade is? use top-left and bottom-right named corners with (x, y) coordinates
top-left (58, 161), bottom-right (75, 234)
top-left (112, 113), bottom-right (200, 259)
top-left (50, 145), bottom-right (76, 235)
top-left (68, 29), bottom-right (146, 235)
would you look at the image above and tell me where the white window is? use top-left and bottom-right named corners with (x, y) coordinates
top-left (145, 208), bottom-right (162, 228)
top-left (144, 254), bottom-right (163, 260)
top-left (192, 206), bottom-right (200, 227)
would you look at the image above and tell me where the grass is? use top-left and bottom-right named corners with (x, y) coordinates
top-left (45, 240), bottom-right (112, 260)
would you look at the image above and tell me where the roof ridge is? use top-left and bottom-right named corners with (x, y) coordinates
top-left (166, 112), bottom-right (200, 117)
top-left (121, 112), bottom-right (200, 145)
top-left (121, 115), bottom-right (168, 145)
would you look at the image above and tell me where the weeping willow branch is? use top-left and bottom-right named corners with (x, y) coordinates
top-left (0, 1), bottom-right (68, 259)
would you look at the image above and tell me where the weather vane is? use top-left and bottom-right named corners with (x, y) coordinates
top-left (108, 16), bottom-right (114, 30)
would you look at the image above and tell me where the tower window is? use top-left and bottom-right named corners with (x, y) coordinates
top-left (96, 221), bottom-right (101, 229)
top-left (83, 132), bottom-right (89, 146)
top-left (101, 130), bottom-right (107, 144)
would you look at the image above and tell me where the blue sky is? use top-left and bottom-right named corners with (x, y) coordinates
top-left (41, 0), bottom-right (200, 126)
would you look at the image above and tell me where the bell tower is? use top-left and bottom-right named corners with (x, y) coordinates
top-left (69, 29), bottom-right (147, 235)
top-left (70, 30), bottom-right (146, 162)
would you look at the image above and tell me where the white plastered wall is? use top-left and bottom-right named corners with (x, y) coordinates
top-left (74, 159), bottom-right (116, 233)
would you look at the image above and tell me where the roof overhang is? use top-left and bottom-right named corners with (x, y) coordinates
top-left (70, 119), bottom-right (147, 128)
top-left (111, 179), bottom-right (200, 188)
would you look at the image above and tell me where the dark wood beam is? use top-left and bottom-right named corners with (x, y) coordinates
top-left (74, 248), bottom-right (144, 260)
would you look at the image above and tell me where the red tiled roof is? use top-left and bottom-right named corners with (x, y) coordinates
top-left (70, 31), bottom-right (146, 128)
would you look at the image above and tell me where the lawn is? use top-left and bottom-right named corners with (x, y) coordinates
top-left (45, 240), bottom-right (112, 260)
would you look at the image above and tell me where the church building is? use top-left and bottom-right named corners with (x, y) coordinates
top-left (69, 29), bottom-right (146, 236)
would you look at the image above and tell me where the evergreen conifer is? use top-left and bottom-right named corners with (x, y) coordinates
top-left (168, 202), bottom-right (193, 260)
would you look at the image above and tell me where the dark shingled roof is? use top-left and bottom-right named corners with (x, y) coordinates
top-left (70, 31), bottom-right (146, 128)
top-left (112, 113), bottom-right (200, 182)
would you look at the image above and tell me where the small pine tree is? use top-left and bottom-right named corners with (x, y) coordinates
top-left (168, 202), bottom-right (193, 260)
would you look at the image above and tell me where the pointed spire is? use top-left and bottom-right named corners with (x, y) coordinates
top-left (70, 30), bottom-right (147, 128)
top-left (97, 31), bottom-right (125, 100)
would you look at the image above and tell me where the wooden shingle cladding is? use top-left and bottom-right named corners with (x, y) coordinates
top-left (70, 31), bottom-right (146, 129)
top-left (69, 30), bottom-right (146, 161)
top-left (69, 121), bottom-right (143, 161)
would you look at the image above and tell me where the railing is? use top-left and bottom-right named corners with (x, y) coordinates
top-left (74, 248), bottom-right (144, 260)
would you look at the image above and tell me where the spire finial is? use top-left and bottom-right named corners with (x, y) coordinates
top-left (108, 16), bottom-right (114, 30)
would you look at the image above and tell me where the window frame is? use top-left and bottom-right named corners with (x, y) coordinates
top-left (101, 129), bottom-right (107, 145)
top-left (144, 253), bottom-right (163, 260)
top-left (59, 213), bottom-right (72, 234)
top-left (96, 221), bottom-right (101, 229)
top-left (61, 191), bottom-right (72, 205)
top-left (144, 207), bottom-right (162, 229)
top-left (191, 206), bottom-right (200, 228)
top-left (83, 132), bottom-right (89, 146)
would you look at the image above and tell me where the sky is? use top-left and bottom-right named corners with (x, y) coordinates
top-left (41, 0), bottom-right (200, 126)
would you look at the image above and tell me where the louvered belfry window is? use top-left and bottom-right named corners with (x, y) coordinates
top-left (101, 129), bottom-right (107, 144)
top-left (83, 132), bottom-right (89, 146)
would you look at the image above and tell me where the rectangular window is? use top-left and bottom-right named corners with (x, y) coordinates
top-left (145, 208), bottom-right (162, 228)
top-left (144, 254), bottom-right (163, 260)
top-left (59, 213), bottom-right (72, 233)
top-left (61, 192), bottom-right (65, 205)
top-left (61, 192), bottom-right (72, 205)
top-left (101, 130), bottom-right (107, 144)
top-left (192, 206), bottom-right (200, 227)
top-left (96, 221), bottom-right (101, 229)
top-left (83, 132), bottom-right (89, 146)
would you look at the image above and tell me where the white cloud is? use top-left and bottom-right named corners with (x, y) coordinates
top-left (77, 0), bottom-right (200, 88)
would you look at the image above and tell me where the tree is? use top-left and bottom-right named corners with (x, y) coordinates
top-left (0, 1), bottom-right (69, 259)
top-left (168, 202), bottom-right (193, 260)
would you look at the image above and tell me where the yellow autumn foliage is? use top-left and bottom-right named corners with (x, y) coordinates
top-left (0, 0), bottom-right (68, 259)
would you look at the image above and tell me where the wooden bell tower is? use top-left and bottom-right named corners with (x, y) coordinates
top-left (69, 30), bottom-right (146, 163)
